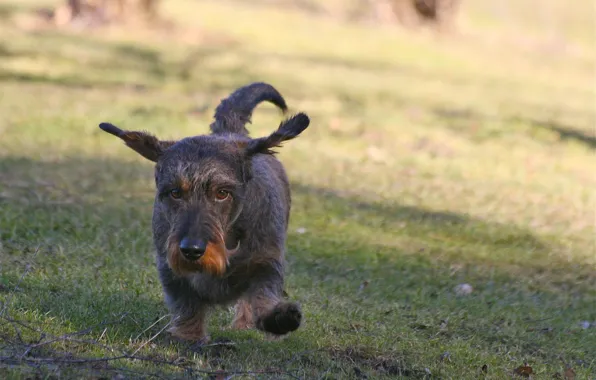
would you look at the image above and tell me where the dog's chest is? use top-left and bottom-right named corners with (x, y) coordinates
top-left (188, 272), bottom-right (249, 304)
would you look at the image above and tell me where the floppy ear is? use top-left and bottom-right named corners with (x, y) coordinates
top-left (245, 113), bottom-right (310, 156)
top-left (99, 122), bottom-right (175, 162)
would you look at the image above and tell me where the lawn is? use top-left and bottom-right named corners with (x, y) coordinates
top-left (0, 0), bottom-right (594, 379)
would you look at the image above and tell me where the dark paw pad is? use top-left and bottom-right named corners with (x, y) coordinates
top-left (261, 302), bottom-right (302, 335)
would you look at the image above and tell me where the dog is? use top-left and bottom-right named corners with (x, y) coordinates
top-left (98, 82), bottom-right (309, 342)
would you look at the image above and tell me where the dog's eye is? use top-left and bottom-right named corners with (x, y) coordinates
top-left (170, 188), bottom-right (182, 200)
top-left (215, 189), bottom-right (230, 201)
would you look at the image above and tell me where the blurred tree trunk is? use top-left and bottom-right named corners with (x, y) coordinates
top-left (68, 0), bottom-right (82, 18)
top-left (370, 0), bottom-right (462, 30)
top-left (140, 0), bottom-right (158, 20)
top-left (52, 0), bottom-right (161, 27)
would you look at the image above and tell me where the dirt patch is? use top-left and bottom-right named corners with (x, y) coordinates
top-left (328, 347), bottom-right (431, 378)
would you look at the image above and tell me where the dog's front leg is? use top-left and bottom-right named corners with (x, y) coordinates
top-left (248, 272), bottom-right (302, 336)
top-left (231, 298), bottom-right (254, 330)
top-left (167, 302), bottom-right (209, 343)
top-left (159, 268), bottom-right (210, 343)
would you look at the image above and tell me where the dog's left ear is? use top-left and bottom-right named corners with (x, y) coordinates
top-left (245, 113), bottom-right (310, 156)
top-left (99, 122), bottom-right (176, 162)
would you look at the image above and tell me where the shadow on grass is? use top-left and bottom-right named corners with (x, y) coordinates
top-left (0, 27), bottom-right (494, 111)
top-left (0, 70), bottom-right (147, 90)
top-left (291, 183), bottom-right (544, 251)
top-left (0, 27), bottom-right (472, 119)
top-left (0, 34), bottom-right (167, 90)
top-left (0, 30), bottom-right (259, 93)
top-left (1, 155), bottom-right (594, 378)
top-left (433, 106), bottom-right (596, 150)
top-left (523, 118), bottom-right (596, 150)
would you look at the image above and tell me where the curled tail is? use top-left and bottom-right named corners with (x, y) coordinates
top-left (209, 82), bottom-right (288, 136)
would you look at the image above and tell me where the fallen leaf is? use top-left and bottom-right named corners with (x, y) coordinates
top-left (359, 280), bottom-right (370, 291)
top-left (439, 351), bottom-right (451, 362)
top-left (454, 283), bottom-right (473, 296)
top-left (564, 367), bottom-right (576, 380)
top-left (439, 319), bottom-right (449, 330)
top-left (513, 365), bottom-right (533, 377)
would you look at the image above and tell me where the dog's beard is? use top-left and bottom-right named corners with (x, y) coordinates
top-left (166, 230), bottom-right (240, 277)
top-left (197, 240), bottom-right (228, 276)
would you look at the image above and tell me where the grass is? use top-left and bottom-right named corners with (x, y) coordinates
top-left (0, 0), bottom-right (595, 378)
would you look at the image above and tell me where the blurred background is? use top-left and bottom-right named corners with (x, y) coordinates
top-left (0, 1), bottom-right (594, 378)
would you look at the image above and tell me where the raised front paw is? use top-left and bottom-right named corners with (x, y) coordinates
top-left (260, 302), bottom-right (302, 335)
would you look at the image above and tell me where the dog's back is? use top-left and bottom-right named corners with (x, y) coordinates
top-left (244, 153), bottom-right (292, 234)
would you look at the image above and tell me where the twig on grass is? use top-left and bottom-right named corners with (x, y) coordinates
top-left (0, 312), bottom-right (129, 358)
top-left (133, 314), bottom-right (170, 342)
top-left (3, 353), bottom-right (299, 378)
top-left (130, 317), bottom-right (172, 357)
top-left (1, 314), bottom-right (301, 379)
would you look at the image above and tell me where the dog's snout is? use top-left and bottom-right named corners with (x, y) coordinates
top-left (179, 238), bottom-right (207, 261)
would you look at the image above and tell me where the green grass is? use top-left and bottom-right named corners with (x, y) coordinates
top-left (0, 0), bottom-right (595, 378)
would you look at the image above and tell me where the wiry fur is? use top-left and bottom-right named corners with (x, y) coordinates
top-left (99, 82), bottom-right (308, 341)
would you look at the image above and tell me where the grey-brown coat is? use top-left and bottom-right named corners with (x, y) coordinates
top-left (99, 82), bottom-right (309, 341)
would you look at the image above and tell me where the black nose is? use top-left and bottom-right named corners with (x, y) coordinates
top-left (179, 238), bottom-right (207, 261)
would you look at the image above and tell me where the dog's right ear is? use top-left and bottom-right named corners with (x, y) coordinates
top-left (244, 113), bottom-right (310, 156)
top-left (99, 122), bottom-right (175, 162)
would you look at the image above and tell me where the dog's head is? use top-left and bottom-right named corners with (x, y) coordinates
top-left (98, 83), bottom-right (309, 277)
